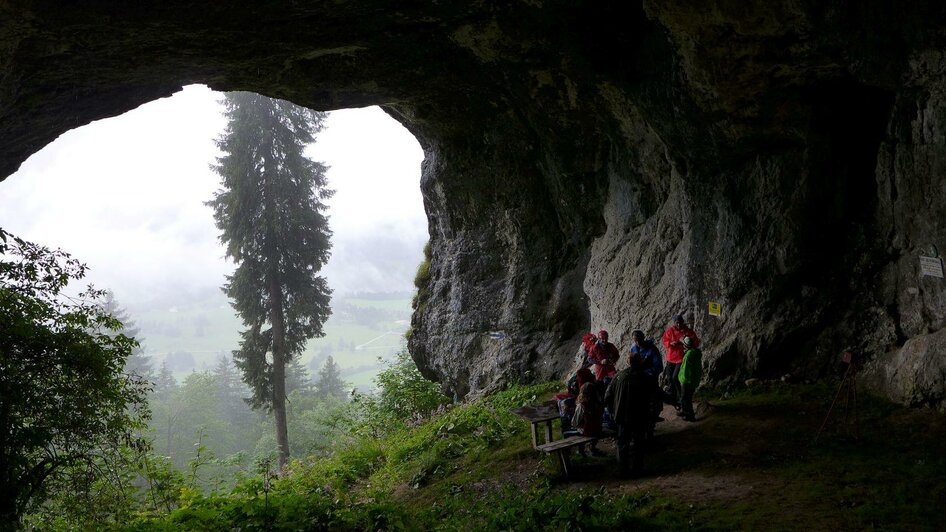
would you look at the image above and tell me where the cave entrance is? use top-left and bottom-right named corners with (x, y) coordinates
top-left (0, 84), bottom-right (427, 390)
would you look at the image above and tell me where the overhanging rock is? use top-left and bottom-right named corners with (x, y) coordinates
top-left (2, 1), bottom-right (946, 404)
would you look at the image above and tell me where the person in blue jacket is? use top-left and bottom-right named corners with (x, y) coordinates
top-left (630, 330), bottom-right (663, 441)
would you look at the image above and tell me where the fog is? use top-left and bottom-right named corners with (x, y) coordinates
top-left (0, 85), bottom-right (426, 305)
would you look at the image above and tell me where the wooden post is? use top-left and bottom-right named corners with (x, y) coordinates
top-left (558, 450), bottom-right (571, 477)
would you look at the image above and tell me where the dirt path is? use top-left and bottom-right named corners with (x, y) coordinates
top-left (554, 400), bottom-right (818, 508)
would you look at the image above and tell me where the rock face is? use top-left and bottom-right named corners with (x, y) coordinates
top-left (2, 2), bottom-right (946, 404)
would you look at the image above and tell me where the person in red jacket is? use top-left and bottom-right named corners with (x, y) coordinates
top-left (589, 329), bottom-right (620, 382)
top-left (580, 332), bottom-right (597, 366)
top-left (661, 314), bottom-right (700, 410)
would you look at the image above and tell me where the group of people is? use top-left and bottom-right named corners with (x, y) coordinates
top-left (555, 314), bottom-right (703, 477)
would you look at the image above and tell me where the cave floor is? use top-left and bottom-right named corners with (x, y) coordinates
top-left (551, 384), bottom-right (946, 529)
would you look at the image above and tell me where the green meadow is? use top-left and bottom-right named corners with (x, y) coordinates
top-left (133, 293), bottom-right (412, 388)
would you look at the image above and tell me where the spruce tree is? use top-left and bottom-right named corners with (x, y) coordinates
top-left (154, 360), bottom-right (178, 401)
top-left (212, 355), bottom-right (255, 434)
top-left (315, 356), bottom-right (347, 400)
top-left (208, 92), bottom-right (333, 469)
top-left (101, 290), bottom-right (152, 380)
top-left (285, 357), bottom-right (313, 396)
top-left (152, 360), bottom-right (180, 456)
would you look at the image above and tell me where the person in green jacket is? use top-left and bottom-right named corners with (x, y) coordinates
top-left (678, 336), bottom-right (702, 422)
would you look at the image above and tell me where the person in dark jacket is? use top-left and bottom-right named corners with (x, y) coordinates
top-left (605, 350), bottom-right (652, 477)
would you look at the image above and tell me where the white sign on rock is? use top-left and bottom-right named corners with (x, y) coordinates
top-left (920, 256), bottom-right (944, 278)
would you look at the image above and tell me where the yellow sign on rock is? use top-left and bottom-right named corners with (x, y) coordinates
top-left (708, 301), bottom-right (722, 317)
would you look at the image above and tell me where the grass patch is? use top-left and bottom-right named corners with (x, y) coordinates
top-left (346, 298), bottom-right (411, 311)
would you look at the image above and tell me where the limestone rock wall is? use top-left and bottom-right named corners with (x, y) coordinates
top-left (2, 1), bottom-right (946, 404)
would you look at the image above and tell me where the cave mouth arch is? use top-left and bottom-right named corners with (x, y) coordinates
top-left (0, 84), bottom-right (428, 384)
top-left (0, 0), bottom-right (599, 397)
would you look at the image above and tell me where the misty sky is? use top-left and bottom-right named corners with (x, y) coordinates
top-left (0, 85), bottom-right (428, 311)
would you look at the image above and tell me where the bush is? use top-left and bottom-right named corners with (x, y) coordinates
top-left (0, 228), bottom-right (150, 526)
top-left (355, 350), bottom-right (449, 436)
top-left (123, 381), bottom-right (561, 530)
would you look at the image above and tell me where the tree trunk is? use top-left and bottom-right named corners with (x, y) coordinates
top-left (0, 498), bottom-right (19, 532)
top-left (0, 404), bottom-right (23, 529)
top-left (260, 111), bottom-right (291, 472)
top-left (0, 465), bottom-right (22, 530)
top-left (269, 274), bottom-right (290, 471)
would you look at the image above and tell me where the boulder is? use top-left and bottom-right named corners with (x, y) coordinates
top-left (862, 328), bottom-right (946, 407)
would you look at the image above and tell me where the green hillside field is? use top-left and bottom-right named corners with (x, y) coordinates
top-left (132, 293), bottom-right (411, 389)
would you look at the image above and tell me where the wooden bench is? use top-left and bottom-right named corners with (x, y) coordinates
top-left (511, 401), bottom-right (615, 477)
top-left (535, 431), bottom-right (615, 477)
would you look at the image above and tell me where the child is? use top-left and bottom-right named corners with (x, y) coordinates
top-left (569, 382), bottom-right (604, 456)
top-left (678, 335), bottom-right (703, 422)
top-left (556, 352), bottom-right (596, 436)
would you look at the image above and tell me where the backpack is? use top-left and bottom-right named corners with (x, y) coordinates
top-left (566, 372), bottom-right (579, 396)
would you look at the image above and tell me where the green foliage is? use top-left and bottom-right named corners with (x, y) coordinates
top-left (285, 393), bottom-right (348, 457)
top-left (139, 454), bottom-right (186, 517)
top-left (146, 355), bottom-right (352, 496)
top-left (252, 391), bottom-right (353, 462)
top-left (147, 365), bottom-right (265, 490)
top-left (370, 382), bottom-right (558, 489)
top-left (207, 91), bottom-right (334, 468)
top-left (208, 91), bottom-right (333, 409)
top-left (353, 350), bottom-right (449, 437)
top-left (416, 483), bottom-right (683, 531)
top-left (126, 382), bottom-right (558, 531)
top-left (23, 439), bottom-right (151, 530)
top-left (0, 228), bottom-right (150, 526)
top-left (411, 241), bottom-right (432, 311)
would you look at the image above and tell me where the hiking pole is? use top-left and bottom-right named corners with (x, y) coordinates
top-left (851, 370), bottom-right (858, 440)
top-left (814, 351), bottom-right (858, 443)
top-left (814, 362), bottom-right (853, 443)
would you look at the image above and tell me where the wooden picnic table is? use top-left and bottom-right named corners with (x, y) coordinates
top-left (512, 400), bottom-right (617, 477)
top-left (510, 400), bottom-right (561, 449)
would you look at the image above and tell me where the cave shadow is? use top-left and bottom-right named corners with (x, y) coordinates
top-left (552, 396), bottom-right (828, 483)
